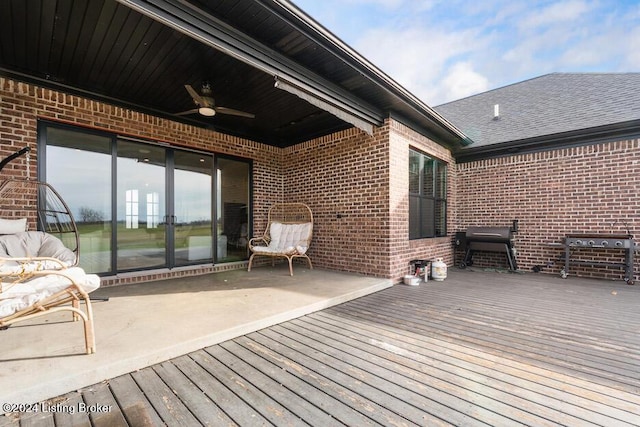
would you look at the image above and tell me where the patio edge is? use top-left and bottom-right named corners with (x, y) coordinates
top-left (5, 277), bottom-right (393, 407)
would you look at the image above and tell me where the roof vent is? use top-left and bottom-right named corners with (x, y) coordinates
top-left (493, 104), bottom-right (500, 120)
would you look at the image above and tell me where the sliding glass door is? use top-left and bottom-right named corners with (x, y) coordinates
top-left (173, 151), bottom-right (213, 265)
top-left (116, 142), bottom-right (215, 270)
top-left (44, 127), bottom-right (113, 274)
top-left (41, 123), bottom-right (250, 275)
top-left (216, 158), bottom-right (250, 262)
top-left (116, 140), bottom-right (167, 270)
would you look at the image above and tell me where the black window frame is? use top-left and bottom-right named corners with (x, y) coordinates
top-left (409, 148), bottom-right (447, 239)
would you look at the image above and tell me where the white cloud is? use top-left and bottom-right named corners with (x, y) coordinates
top-left (623, 27), bottom-right (640, 68)
top-left (355, 26), bottom-right (485, 104)
top-left (295, 0), bottom-right (640, 105)
top-left (500, 1), bottom-right (638, 73)
top-left (341, 0), bottom-right (436, 9)
top-left (442, 62), bottom-right (490, 101)
top-left (519, 0), bottom-right (592, 30)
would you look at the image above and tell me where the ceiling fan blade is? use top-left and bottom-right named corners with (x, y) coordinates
top-left (215, 106), bottom-right (255, 118)
top-left (184, 84), bottom-right (205, 106)
top-left (175, 109), bottom-right (199, 116)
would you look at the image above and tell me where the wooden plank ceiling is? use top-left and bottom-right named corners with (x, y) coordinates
top-left (0, 0), bottom-right (359, 147)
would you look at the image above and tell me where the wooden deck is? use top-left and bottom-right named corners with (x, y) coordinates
top-left (3, 270), bottom-right (640, 426)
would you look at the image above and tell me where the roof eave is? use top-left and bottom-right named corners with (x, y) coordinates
top-left (264, 0), bottom-right (472, 147)
top-left (454, 119), bottom-right (640, 163)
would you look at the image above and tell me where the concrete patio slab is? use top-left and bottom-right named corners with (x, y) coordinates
top-left (0, 266), bottom-right (392, 405)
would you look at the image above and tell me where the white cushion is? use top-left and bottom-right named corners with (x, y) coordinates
top-left (0, 267), bottom-right (100, 318)
top-left (0, 218), bottom-right (27, 234)
top-left (269, 222), bottom-right (311, 251)
top-left (0, 232), bottom-right (76, 273)
top-left (252, 245), bottom-right (296, 255)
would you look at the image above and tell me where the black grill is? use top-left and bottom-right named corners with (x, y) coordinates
top-left (458, 226), bottom-right (518, 271)
top-left (560, 233), bottom-right (635, 285)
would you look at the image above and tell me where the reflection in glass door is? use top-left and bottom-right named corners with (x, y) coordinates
top-left (173, 152), bottom-right (213, 266)
top-left (45, 127), bottom-right (113, 274)
top-left (216, 158), bottom-right (250, 262)
top-left (117, 140), bottom-right (166, 270)
top-left (43, 124), bottom-right (250, 274)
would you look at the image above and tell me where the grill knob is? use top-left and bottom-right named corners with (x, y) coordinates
top-left (615, 241), bottom-right (623, 247)
top-left (601, 240), bottom-right (608, 246)
top-left (588, 240), bottom-right (595, 246)
top-left (575, 240), bottom-right (583, 245)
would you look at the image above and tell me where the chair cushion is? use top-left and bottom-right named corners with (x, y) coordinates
top-left (0, 231), bottom-right (76, 273)
top-left (252, 245), bottom-right (297, 255)
top-left (267, 222), bottom-right (311, 253)
top-left (0, 218), bottom-right (27, 234)
top-left (0, 267), bottom-right (100, 318)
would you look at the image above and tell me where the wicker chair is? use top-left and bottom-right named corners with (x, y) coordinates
top-left (248, 203), bottom-right (313, 276)
top-left (0, 179), bottom-right (100, 354)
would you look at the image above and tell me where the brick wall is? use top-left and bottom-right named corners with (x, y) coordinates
top-left (457, 140), bottom-right (640, 282)
top-left (0, 77), bottom-right (283, 284)
top-left (388, 120), bottom-right (457, 283)
top-left (280, 119), bottom-right (459, 282)
top-left (1, 77), bottom-right (461, 284)
top-left (282, 123), bottom-right (393, 277)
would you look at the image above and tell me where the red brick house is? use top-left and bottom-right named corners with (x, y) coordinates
top-left (0, 0), bottom-right (469, 285)
top-left (436, 73), bottom-right (640, 282)
top-left (2, 2), bottom-right (638, 286)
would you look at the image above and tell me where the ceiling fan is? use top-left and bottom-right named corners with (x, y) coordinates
top-left (176, 82), bottom-right (255, 118)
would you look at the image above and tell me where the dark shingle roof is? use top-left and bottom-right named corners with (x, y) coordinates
top-left (434, 73), bottom-right (640, 149)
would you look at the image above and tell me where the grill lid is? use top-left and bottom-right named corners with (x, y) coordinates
top-left (466, 226), bottom-right (512, 242)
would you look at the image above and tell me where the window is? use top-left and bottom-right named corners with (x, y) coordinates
top-left (409, 148), bottom-right (447, 238)
top-left (146, 192), bottom-right (160, 228)
top-left (125, 189), bottom-right (139, 229)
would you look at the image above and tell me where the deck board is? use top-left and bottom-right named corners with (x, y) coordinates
top-left (0, 415), bottom-right (16, 427)
top-left (171, 354), bottom-right (260, 426)
top-left (152, 361), bottom-right (233, 426)
top-left (265, 323), bottom-right (512, 427)
top-left (108, 374), bottom-right (165, 427)
top-left (282, 317), bottom-right (569, 426)
top-left (340, 278), bottom-right (640, 389)
top-left (81, 383), bottom-right (128, 427)
top-left (254, 327), bottom-right (449, 427)
top-left (16, 413), bottom-right (54, 427)
top-left (306, 312), bottom-right (638, 425)
top-left (190, 348), bottom-right (298, 426)
top-left (130, 368), bottom-right (202, 426)
top-left (52, 393), bottom-right (91, 427)
top-left (207, 343), bottom-right (343, 427)
top-left (3, 270), bottom-right (640, 426)
top-left (338, 293), bottom-right (640, 389)
top-left (244, 331), bottom-right (421, 427)
top-left (217, 339), bottom-right (379, 426)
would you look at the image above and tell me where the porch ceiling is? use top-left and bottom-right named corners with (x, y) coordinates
top-left (0, 0), bottom-right (468, 148)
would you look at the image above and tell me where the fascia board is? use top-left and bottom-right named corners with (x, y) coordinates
top-left (455, 119), bottom-right (640, 163)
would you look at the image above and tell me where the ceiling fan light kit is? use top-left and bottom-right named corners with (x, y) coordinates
top-left (198, 106), bottom-right (216, 116)
top-left (178, 83), bottom-right (254, 119)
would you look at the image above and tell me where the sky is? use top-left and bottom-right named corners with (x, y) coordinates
top-left (291, 0), bottom-right (640, 106)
